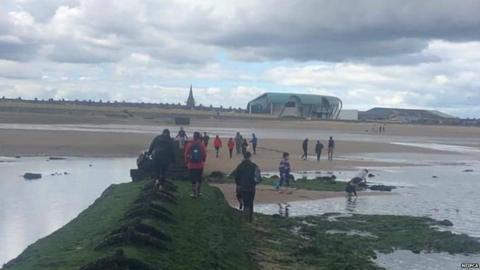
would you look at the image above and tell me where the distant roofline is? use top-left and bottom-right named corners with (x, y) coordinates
top-left (248, 92), bottom-right (342, 106)
top-left (365, 107), bottom-right (456, 118)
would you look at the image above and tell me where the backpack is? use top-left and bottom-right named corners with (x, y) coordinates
top-left (151, 137), bottom-right (172, 164)
top-left (189, 143), bottom-right (203, 163)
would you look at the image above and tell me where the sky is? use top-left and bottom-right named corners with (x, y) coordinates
top-left (1, 0), bottom-right (480, 117)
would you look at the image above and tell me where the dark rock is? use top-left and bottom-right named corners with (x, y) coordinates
top-left (438, 219), bottom-right (454, 226)
top-left (64, 172), bottom-right (69, 175)
top-left (15, 156), bottom-right (21, 159)
top-left (209, 171), bottom-right (226, 179)
top-left (23, 173), bottom-right (42, 180)
top-left (369, 185), bottom-right (395, 192)
top-left (49, 157), bottom-right (66, 160)
top-left (463, 169), bottom-right (474, 173)
top-left (368, 173), bottom-right (375, 178)
top-left (315, 175), bottom-right (336, 181)
top-left (432, 176), bottom-right (438, 178)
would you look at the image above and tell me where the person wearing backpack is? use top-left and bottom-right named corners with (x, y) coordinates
top-left (184, 131), bottom-right (207, 198)
top-left (213, 135), bottom-right (222, 158)
top-left (227, 138), bottom-right (235, 159)
top-left (147, 129), bottom-right (175, 189)
top-left (233, 151), bottom-right (261, 222)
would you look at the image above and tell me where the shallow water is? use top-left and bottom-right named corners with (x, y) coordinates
top-left (256, 164), bottom-right (480, 238)
top-left (375, 250), bottom-right (480, 270)
top-left (0, 157), bottom-right (135, 265)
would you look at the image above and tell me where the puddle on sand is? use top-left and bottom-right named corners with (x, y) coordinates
top-left (374, 250), bottom-right (480, 270)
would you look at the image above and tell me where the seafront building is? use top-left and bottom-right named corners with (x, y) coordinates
top-left (247, 92), bottom-right (343, 120)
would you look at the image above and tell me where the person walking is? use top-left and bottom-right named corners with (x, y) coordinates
top-left (184, 132), bottom-right (207, 198)
top-left (315, 140), bottom-right (324, 161)
top-left (301, 138), bottom-right (309, 160)
top-left (234, 151), bottom-right (261, 222)
top-left (227, 138), bottom-right (235, 159)
top-left (235, 132), bottom-right (243, 155)
top-left (176, 127), bottom-right (188, 149)
top-left (202, 132), bottom-right (210, 148)
top-left (213, 135), bottom-right (222, 158)
top-left (328, 136), bottom-right (335, 161)
top-left (276, 152), bottom-right (291, 192)
top-left (250, 133), bottom-right (258, 155)
top-left (241, 139), bottom-right (249, 155)
top-left (147, 129), bottom-right (175, 190)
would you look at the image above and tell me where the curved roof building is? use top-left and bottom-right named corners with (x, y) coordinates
top-left (247, 92), bottom-right (343, 119)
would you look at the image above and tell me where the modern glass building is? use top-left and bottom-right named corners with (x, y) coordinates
top-left (247, 92), bottom-right (343, 119)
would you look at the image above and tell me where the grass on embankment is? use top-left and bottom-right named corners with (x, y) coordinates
top-left (5, 178), bottom-right (480, 270)
top-left (4, 181), bottom-right (257, 270)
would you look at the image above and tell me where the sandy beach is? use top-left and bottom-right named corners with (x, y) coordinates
top-left (0, 127), bottom-right (454, 171)
top-left (211, 183), bottom-right (392, 207)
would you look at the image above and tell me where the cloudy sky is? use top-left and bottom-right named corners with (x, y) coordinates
top-left (1, 0), bottom-right (480, 117)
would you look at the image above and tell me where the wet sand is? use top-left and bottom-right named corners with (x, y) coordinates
top-left (211, 183), bottom-right (392, 206)
top-left (0, 128), bottom-right (449, 171)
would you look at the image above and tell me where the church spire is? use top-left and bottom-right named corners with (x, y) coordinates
top-left (186, 84), bottom-right (195, 109)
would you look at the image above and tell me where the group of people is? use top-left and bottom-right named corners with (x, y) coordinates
top-left (371, 123), bottom-right (387, 134)
top-left (174, 128), bottom-right (259, 159)
top-left (145, 128), bottom-right (261, 222)
top-left (145, 128), bottom-right (365, 223)
top-left (302, 136), bottom-right (336, 161)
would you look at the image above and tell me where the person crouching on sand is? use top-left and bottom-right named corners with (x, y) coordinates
top-left (345, 169), bottom-right (369, 198)
top-left (234, 151), bottom-right (261, 222)
top-left (276, 152), bottom-right (291, 192)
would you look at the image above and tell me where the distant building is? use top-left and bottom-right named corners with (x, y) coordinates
top-left (247, 92), bottom-right (343, 119)
top-left (359, 107), bottom-right (456, 123)
top-left (338, 109), bottom-right (359, 120)
top-left (186, 85), bottom-right (195, 109)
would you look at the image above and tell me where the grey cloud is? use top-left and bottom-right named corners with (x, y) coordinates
top-left (204, 0), bottom-right (480, 62)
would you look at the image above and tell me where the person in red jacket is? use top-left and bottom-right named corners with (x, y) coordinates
top-left (213, 135), bottom-right (222, 158)
top-left (184, 131), bottom-right (207, 198)
top-left (227, 138), bottom-right (235, 159)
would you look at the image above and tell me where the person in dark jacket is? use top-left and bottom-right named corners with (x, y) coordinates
top-left (234, 151), bottom-right (260, 222)
top-left (328, 136), bottom-right (335, 161)
top-left (147, 129), bottom-right (175, 189)
top-left (250, 133), bottom-right (258, 155)
top-left (315, 140), bottom-right (324, 161)
top-left (202, 132), bottom-right (210, 147)
top-left (301, 138), bottom-right (309, 160)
